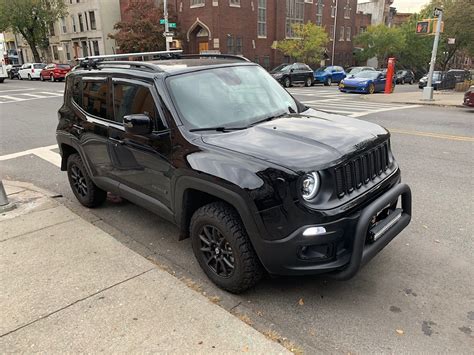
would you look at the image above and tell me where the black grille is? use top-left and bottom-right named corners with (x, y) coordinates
top-left (334, 141), bottom-right (390, 198)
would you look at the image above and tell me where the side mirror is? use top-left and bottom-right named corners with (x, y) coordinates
top-left (290, 68), bottom-right (294, 72)
top-left (123, 114), bottom-right (152, 135)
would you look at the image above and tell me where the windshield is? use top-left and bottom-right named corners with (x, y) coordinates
top-left (315, 67), bottom-right (328, 73)
top-left (347, 67), bottom-right (363, 75)
top-left (271, 64), bottom-right (291, 73)
top-left (34, 64), bottom-right (46, 69)
top-left (432, 72), bottom-right (442, 80)
top-left (57, 64), bottom-right (71, 69)
top-left (354, 71), bottom-right (379, 79)
top-left (167, 65), bottom-right (298, 130)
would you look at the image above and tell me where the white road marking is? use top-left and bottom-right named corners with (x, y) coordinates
top-left (0, 95), bottom-right (63, 104)
top-left (0, 88), bottom-right (36, 93)
top-left (21, 93), bottom-right (50, 98)
top-left (350, 105), bottom-right (421, 117)
top-left (37, 91), bottom-right (63, 96)
top-left (0, 145), bottom-right (61, 168)
top-left (0, 95), bottom-right (25, 102)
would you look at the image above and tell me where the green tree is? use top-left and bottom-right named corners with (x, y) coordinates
top-left (420, 0), bottom-right (474, 70)
top-left (354, 24), bottom-right (406, 65)
top-left (109, 1), bottom-right (178, 53)
top-left (0, 0), bottom-right (67, 62)
top-left (272, 22), bottom-right (329, 65)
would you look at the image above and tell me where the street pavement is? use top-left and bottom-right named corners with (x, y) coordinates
top-left (1, 79), bottom-right (473, 353)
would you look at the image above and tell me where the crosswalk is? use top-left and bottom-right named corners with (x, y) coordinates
top-left (0, 88), bottom-right (64, 103)
top-left (288, 87), bottom-right (419, 117)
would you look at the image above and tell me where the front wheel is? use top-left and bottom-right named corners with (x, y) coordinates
top-left (305, 77), bottom-right (312, 87)
top-left (67, 153), bottom-right (107, 208)
top-left (190, 202), bottom-right (263, 293)
top-left (50, 75), bottom-right (55, 82)
top-left (324, 77), bottom-right (332, 86)
top-left (367, 83), bottom-right (375, 94)
top-left (410, 79), bottom-right (414, 85)
top-left (40, 75), bottom-right (45, 81)
top-left (28, 74), bottom-right (32, 80)
top-left (401, 79), bottom-right (405, 85)
top-left (283, 77), bottom-right (291, 88)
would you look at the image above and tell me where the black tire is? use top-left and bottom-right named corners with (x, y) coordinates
top-left (410, 79), bottom-right (414, 85)
top-left (50, 75), bottom-right (55, 82)
top-left (28, 74), bottom-right (32, 80)
top-left (283, 77), bottom-right (291, 88)
top-left (304, 76), bottom-right (312, 87)
top-left (40, 75), bottom-right (44, 81)
top-left (368, 83), bottom-right (375, 94)
top-left (67, 153), bottom-right (107, 208)
top-left (401, 79), bottom-right (405, 85)
top-left (0, 78), bottom-right (4, 83)
top-left (324, 77), bottom-right (332, 86)
top-left (190, 202), bottom-right (263, 293)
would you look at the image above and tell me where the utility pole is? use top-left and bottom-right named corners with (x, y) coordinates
top-left (163, 0), bottom-right (170, 51)
top-left (331, 0), bottom-right (338, 66)
top-left (422, 7), bottom-right (443, 101)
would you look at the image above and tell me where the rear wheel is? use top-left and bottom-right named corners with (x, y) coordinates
top-left (305, 77), bottom-right (312, 87)
top-left (401, 79), bottom-right (405, 85)
top-left (324, 77), bottom-right (332, 86)
top-left (40, 75), bottom-right (45, 81)
top-left (283, 77), bottom-right (291, 88)
top-left (67, 154), bottom-right (107, 208)
top-left (190, 202), bottom-right (263, 293)
top-left (410, 79), bottom-right (414, 85)
top-left (28, 74), bottom-right (32, 80)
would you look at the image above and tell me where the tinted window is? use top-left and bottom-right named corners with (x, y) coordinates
top-left (57, 64), bottom-right (71, 69)
top-left (72, 77), bottom-right (82, 105)
top-left (34, 64), bottom-right (46, 69)
top-left (82, 81), bottom-right (107, 118)
top-left (113, 84), bottom-right (164, 129)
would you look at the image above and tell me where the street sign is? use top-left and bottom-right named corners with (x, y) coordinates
top-left (448, 38), bottom-right (455, 44)
top-left (160, 19), bottom-right (167, 24)
top-left (163, 32), bottom-right (174, 37)
top-left (168, 23), bottom-right (177, 28)
top-left (416, 20), bottom-right (430, 34)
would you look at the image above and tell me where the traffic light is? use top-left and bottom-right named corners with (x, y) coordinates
top-left (416, 20), bottom-right (430, 34)
top-left (430, 19), bottom-right (445, 34)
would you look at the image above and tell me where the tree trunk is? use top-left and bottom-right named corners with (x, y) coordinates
top-left (19, 28), bottom-right (42, 63)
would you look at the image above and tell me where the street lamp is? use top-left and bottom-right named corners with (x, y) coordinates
top-left (331, 0), bottom-right (339, 66)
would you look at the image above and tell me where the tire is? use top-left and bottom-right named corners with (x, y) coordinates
top-left (324, 77), bottom-right (332, 86)
top-left (67, 153), bottom-right (107, 208)
top-left (401, 79), bottom-right (405, 85)
top-left (304, 77), bottom-right (312, 87)
top-left (0, 78), bottom-right (4, 83)
top-left (28, 74), bottom-right (32, 80)
top-left (40, 75), bottom-right (44, 81)
top-left (410, 79), bottom-right (414, 85)
top-left (190, 202), bottom-right (264, 293)
top-left (19, 74), bottom-right (23, 80)
top-left (283, 77), bottom-right (291, 88)
top-left (368, 83), bottom-right (375, 94)
top-left (50, 75), bottom-right (55, 82)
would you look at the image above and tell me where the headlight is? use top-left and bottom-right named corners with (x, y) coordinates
top-left (273, 73), bottom-right (283, 78)
top-left (301, 172), bottom-right (320, 201)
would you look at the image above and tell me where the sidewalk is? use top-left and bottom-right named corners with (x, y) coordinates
top-left (362, 90), bottom-right (466, 107)
top-left (0, 181), bottom-right (289, 353)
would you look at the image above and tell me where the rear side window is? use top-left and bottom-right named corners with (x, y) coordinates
top-left (82, 80), bottom-right (108, 118)
top-left (34, 64), bottom-right (45, 69)
top-left (71, 77), bottom-right (82, 106)
top-left (113, 83), bottom-right (165, 130)
top-left (58, 64), bottom-right (71, 69)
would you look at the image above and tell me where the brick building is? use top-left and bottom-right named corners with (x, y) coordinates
top-left (117, 1), bottom-right (355, 69)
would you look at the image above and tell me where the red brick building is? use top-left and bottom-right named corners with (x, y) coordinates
top-left (119, 0), bottom-right (360, 69)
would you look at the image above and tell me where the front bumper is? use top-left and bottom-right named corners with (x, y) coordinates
top-left (339, 83), bottom-right (368, 93)
top-left (257, 183), bottom-right (412, 279)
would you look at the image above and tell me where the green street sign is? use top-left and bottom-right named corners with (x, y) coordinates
top-left (159, 19), bottom-right (167, 24)
top-left (169, 23), bottom-right (177, 28)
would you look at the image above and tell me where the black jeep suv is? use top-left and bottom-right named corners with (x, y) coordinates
top-left (56, 53), bottom-right (411, 293)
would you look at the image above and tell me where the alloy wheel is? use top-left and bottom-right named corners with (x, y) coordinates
top-left (368, 83), bottom-right (375, 94)
top-left (327, 77), bottom-right (332, 86)
top-left (70, 164), bottom-right (88, 198)
top-left (198, 225), bottom-right (235, 278)
top-left (50, 75), bottom-right (55, 82)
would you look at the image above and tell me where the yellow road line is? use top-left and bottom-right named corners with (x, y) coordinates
top-left (388, 128), bottom-right (474, 142)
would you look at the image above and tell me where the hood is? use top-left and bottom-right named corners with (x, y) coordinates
top-left (201, 109), bottom-right (389, 172)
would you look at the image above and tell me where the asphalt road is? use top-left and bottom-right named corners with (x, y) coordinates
top-left (1, 79), bottom-right (473, 353)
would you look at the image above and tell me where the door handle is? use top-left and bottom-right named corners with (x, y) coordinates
top-left (109, 137), bottom-right (124, 145)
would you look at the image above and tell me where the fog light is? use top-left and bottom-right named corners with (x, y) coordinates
top-left (302, 226), bottom-right (327, 236)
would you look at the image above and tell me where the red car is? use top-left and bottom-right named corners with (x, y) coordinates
top-left (40, 63), bottom-right (71, 82)
top-left (463, 85), bottom-right (474, 107)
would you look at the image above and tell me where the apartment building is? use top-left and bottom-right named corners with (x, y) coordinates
top-left (16, 0), bottom-right (121, 64)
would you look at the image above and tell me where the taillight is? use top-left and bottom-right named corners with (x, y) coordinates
top-left (32, 68), bottom-right (35, 73)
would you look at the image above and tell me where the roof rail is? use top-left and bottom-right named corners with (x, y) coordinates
top-left (179, 54), bottom-right (250, 62)
top-left (77, 50), bottom-right (183, 62)
top-left (96, 61), bottom-right (162, 72)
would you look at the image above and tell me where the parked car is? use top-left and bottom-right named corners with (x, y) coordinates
top-left (418, 71), bottom-right (459, 90)
top-left (339, 71), bottom-right (395, 94)
top-left (40, 63), bottom-right (72, 82)
top-left (395, 70), bottom-right (415, 85)
top-left (463, 85), bottom-right (474, 107)
top-left (0, 63), bottom-right (7, 83)
top-left (7, 64), bottom-right (21, 79)
top-left (345, 66), bottom-right (376, 76)
top-left (270, 62), bottom-right (314, 87)
top-left (313, 66), bottom-right (346, 86)
top-left (447, 69), bottom-right (471, 83)
top-left (57, 53), bottom-right (411, 293)
top-left (18, 63), bottom-right (46, 80)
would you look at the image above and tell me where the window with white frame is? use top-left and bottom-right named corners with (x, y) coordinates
top-left (71, 15), bottom-right (77, 32)
top-left (229, 0), bottom-right (240, 6)
top-left (61, 17), bottom-right (67, 33)
top-left (258, 0), bottom-right (267, 37)
top-left (346, 26), bottom-right (351, 41)
top-left (286, 0), bottom-right (305, 38)
top-left (316, 0), bottom-right (323, 26)
top-left (344, 0), bottom-right (350, 18)
top-left (191, 0), bottom-right (204, 7)
top-left (339, 26), bottom-right (344, 41)
top-left (331, 0), bottom-right (336, 17)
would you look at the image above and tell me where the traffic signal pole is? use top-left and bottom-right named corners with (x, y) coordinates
top-left (164, 0), bottom-right (170, 51)
top-left (422, 8), bottom-right (443, 101)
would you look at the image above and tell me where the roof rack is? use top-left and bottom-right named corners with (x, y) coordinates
top-left (78, 50), bottom-right (183, 62)
top-left (96, 61), bottom-right (162, 72)
top-left (179, 54), bottom-right (250, 62)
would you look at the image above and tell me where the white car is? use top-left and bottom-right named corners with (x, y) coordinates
top-left (0, 63), bottom-right (7, 83)
top-left (18, 63), bottom-right (46, 80)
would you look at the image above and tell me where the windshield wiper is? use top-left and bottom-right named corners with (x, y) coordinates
top-left (249, 107), bottom-right (297, 127)
top-left (189, 126), bottom-right (247, 132)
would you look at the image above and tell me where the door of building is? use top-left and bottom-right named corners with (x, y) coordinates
top-left (199, 42), bottom-right (209, 54)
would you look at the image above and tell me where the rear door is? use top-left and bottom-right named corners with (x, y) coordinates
top-left (108, 78), bottom-right (173, 210)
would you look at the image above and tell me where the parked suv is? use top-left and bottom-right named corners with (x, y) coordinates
top-left (18, 63), bottom-right (46, 80)
top-left (57, 53), bottom-right (412, 293)
top-left (313, 65), bottom-right (346, 86)
top-left (270, 62), bottom-right (314, 87)
top-left (395, 70), bottom-right (415, 85)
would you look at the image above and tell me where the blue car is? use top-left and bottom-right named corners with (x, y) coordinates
top-left (339, 71), bottom-right (395, 94)
top-left (313, 65), bottom-right (346, 86)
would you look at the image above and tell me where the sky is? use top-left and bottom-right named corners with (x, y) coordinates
top-left (392, 0), bottom-right (430, 13)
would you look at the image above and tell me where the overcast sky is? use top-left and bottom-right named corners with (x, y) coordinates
top-left (392, 0), bottom-right (430, 13)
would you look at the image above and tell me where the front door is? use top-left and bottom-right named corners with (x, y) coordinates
top-left (199, 42), bottom-right (209, 54)
top-left (108, 79), bottom-right (173, 211)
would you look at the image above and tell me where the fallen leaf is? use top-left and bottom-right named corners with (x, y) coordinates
top-left (422, 225), bottom-right (428, 229)
top-left (298, 298), bottom-right (304, 306)
top-left (434, 239), bottom-right (440, 243)
top-left (396, 329), bottom-right (404, 335)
